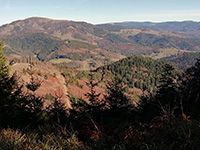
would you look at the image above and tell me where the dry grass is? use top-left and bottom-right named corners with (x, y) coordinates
top-left (50, 58), bottom-right (72, 64)
top-left (0, 128), bottom-right (86, 150)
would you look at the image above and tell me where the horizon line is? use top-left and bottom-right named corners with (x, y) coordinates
top-left (1, 16), bottom-right (200, 26)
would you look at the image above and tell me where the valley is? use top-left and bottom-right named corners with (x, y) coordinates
top-left (1, 17), bottom-right (200, 71)
top-left (1, 17), bottom-right (200, 149)
top-left (1, 17), bottom-right (200, 106)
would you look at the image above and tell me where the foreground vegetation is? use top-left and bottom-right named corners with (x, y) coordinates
top-left (1, 42), bottom-right (200, 150)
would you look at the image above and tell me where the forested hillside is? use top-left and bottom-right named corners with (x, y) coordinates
top-left (1, 17), bottom-right (200, 70)
top-left (1, 41), bottom-right (200, 149)
top-left (100, 56), bottom-right (180, 93)
top-left (161, 52), bottom-right (200, 70)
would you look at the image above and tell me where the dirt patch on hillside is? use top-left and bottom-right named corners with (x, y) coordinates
top-left (68, 79), bottom-right (106, 102)
top-left (11, 62), bottom-right (70, 107)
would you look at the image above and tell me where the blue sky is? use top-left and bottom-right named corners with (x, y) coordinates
top-left (0, 0), bottom-right (200, 25)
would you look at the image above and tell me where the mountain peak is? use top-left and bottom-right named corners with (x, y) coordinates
top-left (1, 17), bottom-right (200, 70)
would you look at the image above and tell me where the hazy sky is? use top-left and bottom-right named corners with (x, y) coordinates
top-left (0, 0), bottom-right (200, 25)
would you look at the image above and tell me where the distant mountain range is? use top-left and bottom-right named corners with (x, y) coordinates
top-left (98, 21), bottom-right (200, 36)
top-left (1, 17), bottom-right (200, 69)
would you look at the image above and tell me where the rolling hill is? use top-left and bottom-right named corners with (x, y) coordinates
top-left (161, 52), bottom-right (200, 70)
top-left (1, 17), bottom-right (200, 69)
top-left (99, 56), bottom-right (177, 92)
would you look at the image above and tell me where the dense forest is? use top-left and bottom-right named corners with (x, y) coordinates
top-left (99, 56), bottom-right (181, 93)
top-left (1, 42), bottom-right (200, 150)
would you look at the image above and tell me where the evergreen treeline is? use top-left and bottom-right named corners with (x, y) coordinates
top-left (1, 42), bottom-right (200, 149)
top-left (100, 56), bottom-right (180, 93)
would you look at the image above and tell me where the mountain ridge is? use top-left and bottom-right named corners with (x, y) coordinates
top-left (1, 17), bottom-right (200, 70)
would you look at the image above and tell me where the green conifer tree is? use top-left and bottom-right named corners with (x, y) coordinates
top-left (183, 59), bottom-right (200, 118)
top-left (106, 74), bottom-right (130, 109)
top-left (0, 42), bottom-right (9, 78)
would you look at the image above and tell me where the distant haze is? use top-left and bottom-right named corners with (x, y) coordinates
top-left (1, 0), bottom-right (200, 25)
